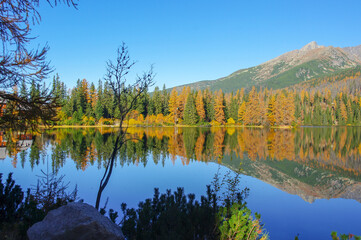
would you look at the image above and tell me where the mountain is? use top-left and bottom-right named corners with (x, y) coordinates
top-left (343, 44), bottom-right (361, 61)
top-left (219, 153), bottom-right (361, 203)
top-left (174, 42), bottom-right (361, 92)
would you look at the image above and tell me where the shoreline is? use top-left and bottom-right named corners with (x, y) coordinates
top-left (40, 124), bottom-right (353, 129)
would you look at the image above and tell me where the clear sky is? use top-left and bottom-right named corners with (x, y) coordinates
top-left (32, 0), bottom-right (361, 90)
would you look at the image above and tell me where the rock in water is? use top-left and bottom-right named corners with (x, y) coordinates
top-left (27, 202), bottom-right (125, 240)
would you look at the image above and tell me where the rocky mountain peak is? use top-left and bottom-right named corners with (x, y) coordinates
top-left (300, 41), bottom-right (324, 51)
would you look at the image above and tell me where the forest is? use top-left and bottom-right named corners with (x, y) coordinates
top-left (13, 68), bottom-right (361, 127)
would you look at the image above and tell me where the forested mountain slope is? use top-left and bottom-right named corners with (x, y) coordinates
top-left (174, 42), bottom-right (361, 92)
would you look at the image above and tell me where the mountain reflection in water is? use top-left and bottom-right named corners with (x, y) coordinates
top-left (2, 126), bottom-right (361, 203)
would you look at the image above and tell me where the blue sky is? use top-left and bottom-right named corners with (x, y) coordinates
top-left (32, 0), bottom-right (361, 90)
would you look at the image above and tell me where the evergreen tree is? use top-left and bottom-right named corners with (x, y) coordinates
top-left (229, 97), bottom-right (239, 122)
top-left (95, 80), bottom-right (104, 120)
top-left (136, 88), bottom-right (148, 116)
top-left (204, 89), bottom-right (215, 122)
top-left (103, 81), bottom-right (114, 118)
top-left (20, 79), bottom-right (27, 99)
top-left (183, 93), bottom-right (198, 125)
top-left (29, 80), bottom-right (40, 101)
top-left (152, 86), bottom-right (163, 115)
top-left (162, 84), bottom-right (169, 115)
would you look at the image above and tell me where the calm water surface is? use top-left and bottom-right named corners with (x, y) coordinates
top-left (1, 127), bottom-right (361, 239)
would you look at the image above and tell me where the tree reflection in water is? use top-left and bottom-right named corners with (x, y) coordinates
top-left (4, 126), bottom-right (361, 202)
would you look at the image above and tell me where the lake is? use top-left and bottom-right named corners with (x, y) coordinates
top-left (1, 127), bottom-right (361, 239)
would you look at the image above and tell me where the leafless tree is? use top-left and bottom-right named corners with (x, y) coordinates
top-left (95, 43), bottom-right (154, 210)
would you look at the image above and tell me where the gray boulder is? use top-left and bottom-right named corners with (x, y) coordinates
top-left (27, 202), bottom-right (125, 240)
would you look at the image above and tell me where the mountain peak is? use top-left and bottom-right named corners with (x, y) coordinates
top-left (300, 41), bottom-right (323, 51)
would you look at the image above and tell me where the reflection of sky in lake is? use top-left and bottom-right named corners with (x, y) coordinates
top-left (1, 146), bottom-right (361, 240)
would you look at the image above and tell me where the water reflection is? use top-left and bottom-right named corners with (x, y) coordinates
top-left (2, 127), bottom-right (361, 203)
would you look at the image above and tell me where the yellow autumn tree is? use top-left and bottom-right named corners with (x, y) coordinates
top-left (267, 95), bottom-right (276, 126)
top-left (214, 89), bottom-right (225, 124)
top-left (195, 90), bottom-right (206, 121)
top-left (340, 100), bottom-right (348, 123)
top-left (178, 87), bottom-right (190, 120)
top-left (238, 101), bottom-right (246, 124)
top-left (244, 86), bottom-right (260, 125)
top-left (283, 92), bottom-right (295, 125)
top-left (168, 88), bottom-right (178, 123)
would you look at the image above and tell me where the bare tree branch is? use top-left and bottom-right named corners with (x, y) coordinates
top-left (0, 0), bottom-right (77, 131)
top-left (95, 44), bottom-right (154, 210)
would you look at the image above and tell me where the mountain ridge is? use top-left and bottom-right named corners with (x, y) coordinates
top-left (173, 42), bottom-right (361, 92)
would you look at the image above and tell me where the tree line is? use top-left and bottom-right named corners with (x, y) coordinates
top-left (12, 69), bottom-right (361, 126)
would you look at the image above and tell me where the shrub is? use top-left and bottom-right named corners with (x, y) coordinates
top-left (331, 231), bottom-right (361, 240)
top-left (210, 120), bottom-right (221, 126)
top-left (226, 118), bottom-right (236, 125)
top-left (119, 187), bottom-right (218, 240)
top-left (218, 204), bottom-right (268, 240)
top-left (0, 172), bottom-right (77, 239)
top-left (100, 169), bottom-right (268, 240)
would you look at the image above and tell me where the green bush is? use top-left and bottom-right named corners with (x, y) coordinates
top-left (0, 173), bottom-right (43, 239)
top-left (0, 172), bottom-right (77, 240)
top-left (331, 231), bottom-right (361, 240)
top-left (103, 120), bottom-right (112, 125)
top-left (218, 203), bottom-right (268, 240)
top-left (99, 169), bottom-right (268, 240)
top-left (119, 187), bottom-right (218, 240)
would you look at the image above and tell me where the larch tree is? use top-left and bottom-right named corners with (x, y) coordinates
top-left (244, 86), bottom-right (260, 125)
top-left (168, 88), bottom-right (178, 124)
top-left (267, 95), bottom-right (276, 126)
top-left (238, 101), bottom-right (246, 124)
top-left (195, 90), bottom-right (206, 122)
top-left (214, 89), bottom-right (225, 124)
top-left (339, 99), bottom-right (348, 124)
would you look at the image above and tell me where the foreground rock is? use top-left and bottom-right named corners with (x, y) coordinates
top-left (27, 202), bottom-right (125, 240)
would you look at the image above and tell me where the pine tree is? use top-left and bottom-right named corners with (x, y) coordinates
top-left (162, 84), bottom-right (169, 115)
top-left (203, 89), bottom-right (215, 122)
top-left (136, 88), bottom-right (148, 117)
top-left (183, 93), bottom-right (198, 125)
top-left (29, 80), bottom-right (40, 101)
top-left (152, 86), bottom-right (163, 115)
top-left (229, 97), bottom-right (239, 122)
top-left (103, 81), bottom-right (114, 118)
top-left (20, 79), bottom-right (27, 99)
top-left (94, 80), bottom-right (104, 120)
